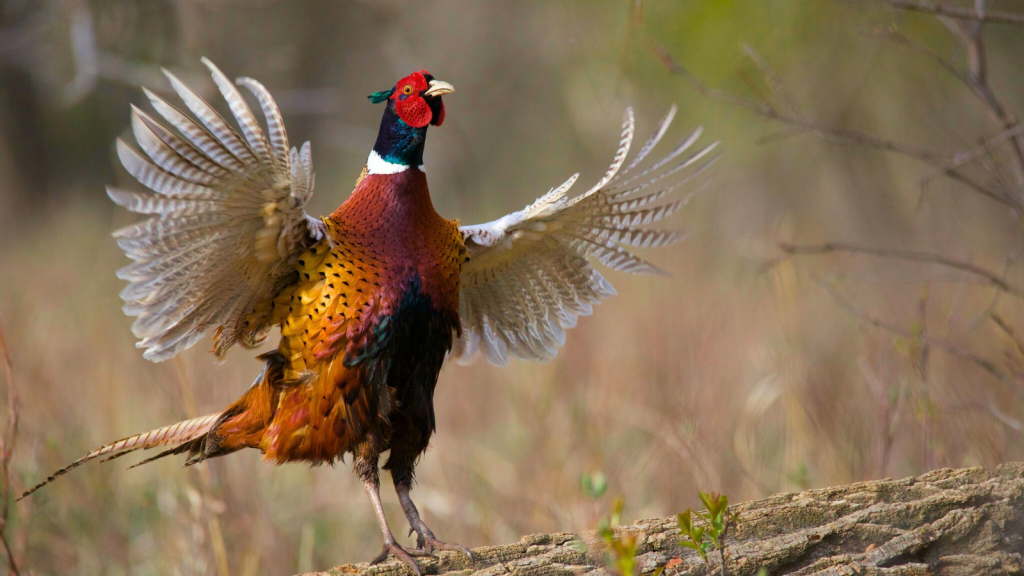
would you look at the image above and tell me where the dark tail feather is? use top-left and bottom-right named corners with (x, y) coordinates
top-left (18, 412), bottom-right (222, 501)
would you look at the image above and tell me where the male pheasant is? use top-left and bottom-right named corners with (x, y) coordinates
top-left (21, 59), bottom-right (717, 572)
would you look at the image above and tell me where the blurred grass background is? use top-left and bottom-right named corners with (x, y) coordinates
top-left (2, 0), bottom-right (1024, 574)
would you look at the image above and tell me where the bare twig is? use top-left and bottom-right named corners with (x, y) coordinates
top-left (952, 125), bottom-right (1024, 170)
top-left (654, 43), bottom-right (945, 161)
top-left (919, 124), bottom-right (1024, 195)
top-left (652, 43), bottom-right (773, 116)
top-left (990, 314), bottom-right (1024, 360)
top-left (862, 27), bottom-right (967, 87)
top-left (864, 23), bottom-right (1024, 180)
top-left (942, 170), bottom-right (1019, 209)
top-left (654, 42), bottom-right (1022, 211)
top-left (742, 44), bottom-right (800, 116)
top-left (814, 278), bottom-right (1024, 403)
top-left (717, 516), bottom-right (733, 576)
top-left (966, 241), bottom-right (1024, 330)
top-left (661, 0), bottom-right (1024, 437)
top-left (943, 1), bottom-right (1024, 186)
top-left (865, 0), bottom-right (1024, 26)
top-left (0, 327), bottom-right (21, 576)
top-left (780, 242), bottom-right (1024, 299)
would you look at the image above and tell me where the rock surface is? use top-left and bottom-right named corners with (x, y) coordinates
top-left (304, 464), bottom-right (1024, 576)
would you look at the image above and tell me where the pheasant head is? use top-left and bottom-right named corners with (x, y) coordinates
top-left (367, 71), bottom-right (454, 169)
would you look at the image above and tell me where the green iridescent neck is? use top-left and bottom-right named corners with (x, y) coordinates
top-left (372, 101), bottom-right (428, 166)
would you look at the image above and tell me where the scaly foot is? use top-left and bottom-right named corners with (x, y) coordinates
top-left (409, 525), bottom-right (474, 561)
top-left (370, 541), bottom-right (432, 576)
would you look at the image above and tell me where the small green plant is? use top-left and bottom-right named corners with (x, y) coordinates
top-left (598, 496), bottom-right (638, 576)
top-left (677, 509), bottom-right (711, 566)
top-left (579, 471), bottom-right (637, 575)
top-left (677, 491), bottom-right (739, 576)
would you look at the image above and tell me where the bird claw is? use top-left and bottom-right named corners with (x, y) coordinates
top-left (413, 534), bottom-right (474, 562)
top-left (370, 542), bottom-right (429, 576)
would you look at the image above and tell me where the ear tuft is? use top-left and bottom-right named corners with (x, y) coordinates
top-left (368, 88), bottom-right (394, 104)
top-left (431, 100), bottom-right (446, 126)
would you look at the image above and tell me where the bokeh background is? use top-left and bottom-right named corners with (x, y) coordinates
top-left (2, 0), bottom-right (1024, 574)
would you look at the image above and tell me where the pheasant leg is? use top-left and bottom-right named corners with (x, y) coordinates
top-left (357, 458), bottom-right (430, 576)
top-left (396, 481), bottom-right (473, 560)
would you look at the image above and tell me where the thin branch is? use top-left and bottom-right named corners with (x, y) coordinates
top-left (756, 126), bottom-right (812, 146)
top-left (652, 43), bottom-right (774, 116)
top-left (655, 43), bottom-right (942, 162)
top-left (864, 22), bottom-right (1024, 177)
top-left (862, 27), bottom-right (968, 89)
top-left (867, 0), bottom-right (1024, 26)
top-left (717, 520), bottom-right (729, 576)
top-left (742, 44), bottom-right (799, 116)
top-left (863, 21), bottom-right (1024, 173)
top-left (946, 1), bottom-right (1024, 187)
top-left (780, 242), bottom-right (1024, 298)
top-left (966, 241), bottom-right (1023, 330)
top-left (0, 327), bottom-right (21, 576)
top-left (938, 169), bottom-right (1020, 209)
top-left (920, 124), bottom-right (1024, 187)
top-left (653, 42), bottom-right (1022, 210)
top-left (813, 278), bottom-right (1024, 403)
top-left (655, 41), bottom-right (955, 159)
top-left (990, 314), bottom-right (1024, 360)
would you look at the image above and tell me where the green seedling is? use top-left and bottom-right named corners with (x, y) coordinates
top-left (677, 491), bottom-right (739, 575)
top-left (677, 508), bottom-right (712, 566)
top-left (596, 496), bottom-right (639, 576)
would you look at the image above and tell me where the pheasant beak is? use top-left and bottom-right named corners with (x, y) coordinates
top-left (424, 80), bottom-right (455, 97)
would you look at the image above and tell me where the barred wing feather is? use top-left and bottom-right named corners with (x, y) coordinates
top-left (455, 106), bottom-right (717, 365)
top-left (109, 58), bottom-right (325, 362)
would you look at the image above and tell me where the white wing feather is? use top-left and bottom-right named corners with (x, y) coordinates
top-left (455, 106), bottom-right (718, 365)
top-left (109, 58), bottom-right (323, 362)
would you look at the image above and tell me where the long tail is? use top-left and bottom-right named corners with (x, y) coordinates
top-left (20, 352), bottom-right (286, 501)
top-left (18, 412), bottom-right (222, 501)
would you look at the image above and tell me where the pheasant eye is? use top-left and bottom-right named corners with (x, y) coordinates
top-left (402, 85), bottom-right (414, 95)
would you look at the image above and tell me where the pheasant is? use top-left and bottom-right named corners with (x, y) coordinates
top-left (20, 59), bottom-right (717, 572)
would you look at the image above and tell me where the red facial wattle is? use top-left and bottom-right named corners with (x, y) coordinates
top-left (395, 95), bottom-right (432, 128)
top-left (391, 70), bottom-right (445, 128)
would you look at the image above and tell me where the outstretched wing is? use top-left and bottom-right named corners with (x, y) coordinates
top-left (108, 58), bottom-right (326, 362)
top-left (454, 106), bottom-right (717, 365)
